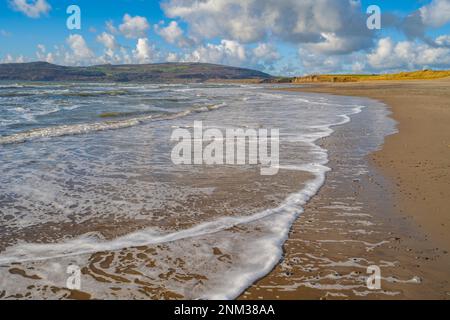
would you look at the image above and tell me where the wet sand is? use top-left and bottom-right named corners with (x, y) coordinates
top-left (242, 79), bottom-right (450, 299)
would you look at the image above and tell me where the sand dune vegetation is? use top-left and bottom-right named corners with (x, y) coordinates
top-left (277, 69), bottom-right (450, 83)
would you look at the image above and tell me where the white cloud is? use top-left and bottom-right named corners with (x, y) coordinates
top-left (297, 47), bottom-right (364, 75)
top-left (105, 20), bottom-right (118, 34)
top-left (119, 14), bottom-right (150, 39)
top-left (183, 40), bottom-right (247, 66)
top-left (162, 0), bottom-right (372, 53)
top-left (367, 37), bottom-right (450, 70)
top-left (133, 38), bottom-right (156, 64)
top-left (252, 43), bottom-right (280, 64)
top-left (436, 35), bottom-right (450, 46)
top-left (65, 34), bottom-right (95, 65)
top-left (400, 0), bottom-right (450, 42)
top-left (2, 54), bottom-right (14, 63)
top-left (1, 53), bottom-right (26, 63)
top-left (35, 44), bottom-right (54, 63)
top-left (9, 0), bottom-right (51, 18)
top-left (23, 34), bottom-right (162, 66)
top-left (97, 32), bottom-right (117, 51)
top-left (166, 52), bottom-right (179, 62)
top-left (96, 32), bottom-right (121, 63)
top-left (253, 43), bottom-right (279, 60)
top-left (305, 32), bottom-right (372, 55)
top-left (367, 38), bottom-right (397, 69)
top-left (155, 21), bottom-right (193, 47)
top-left (420, 0), bottom-right (450, 28)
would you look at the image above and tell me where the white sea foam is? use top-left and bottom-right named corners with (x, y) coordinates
top-left (0, 102), bottom-right (227, 144)
top-left (0, 98), bottom-right (367, 300)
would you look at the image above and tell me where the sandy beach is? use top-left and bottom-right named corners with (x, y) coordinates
top-left (1, 80), bottom-right (449, 300)
top-left (4, 0), bottom-right (450, 307)
top-left (241, 79), bottom-right (450, 299)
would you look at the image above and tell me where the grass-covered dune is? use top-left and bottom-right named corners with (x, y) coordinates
top-left (272, 69), bottom-right (450, 83)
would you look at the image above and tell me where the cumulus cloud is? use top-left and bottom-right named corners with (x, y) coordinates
top-left (436, 35), bottom-right (450, 46)
top-left (183, 40), bottom-right (247, 66)
top-left (96, 32), bottom-right (122, 63)
top-left (162, 0), bottom-right (373, 54)
top-left (119, 14), bottom-right (150, 39)
top-left (1, 54), bottom-right (14, 63)
top-left (367, 37), bottom-right (450, 70)
top-left (65, 34), bottom-right (95, 65)
top-left (35, 44), bottom-right (54, 63)
top-left (304, 32), bottom-right (372, 55)
top-left (252, 43), bottom-right (280, 65)
top-left (166, 52), bottom-right (180, 62)
top-left (97, 32), bottom-right (117, 51)
top-left (162, 40), bottom-right (280, 71)
top-left (297, 47), bottom-right (367, 75)
top-left (105, 20), bottom-right (118, 34)
top-left (9, 0), bottom-right (51, 18)
top-left (25, 34), bottom-right (162, 66)
top-left (155, 21), bottom-right (194, 47)
top-left (420, 0), bottom-right (450, 28)
top-left (133, 38), bottom-right (157, 63)
top-left (399, 0), bottom-right (450, 43)
top-left (1, 53), bottom-right (26, 63)
top-left (367, 38), bottom-right (403, 69)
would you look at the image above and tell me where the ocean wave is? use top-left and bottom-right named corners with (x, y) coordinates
top-left (0, 102), bottom-right (227, 145)
top-left (0, 90), bottom-right (388, 303)
top-left (0, 102), bottom-right (363, 271)
top-left (0, 105), bottom-right (366, 300)
top-left (0, 164), bottom-right (328, 267)
top-left (0, 89), bottom-right (131, 98)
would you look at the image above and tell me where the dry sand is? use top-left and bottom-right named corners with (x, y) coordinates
top-left (241, 79), bottom-right (450, 299)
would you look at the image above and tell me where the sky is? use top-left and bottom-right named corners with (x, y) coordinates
top-left (1, 0), bottom-right (450, 75)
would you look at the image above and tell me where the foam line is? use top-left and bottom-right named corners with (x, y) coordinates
top-left (0, 103), bottom-right (227, 145)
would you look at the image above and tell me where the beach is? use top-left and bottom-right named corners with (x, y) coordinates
top-left (242, 79), bottom-right (450, 299)
top-left (2, 0), bottom-right (450, 305)
top-left (0, 80), bottom-right (449, 299)
top-left (0, 83), bottom-right (384, 299)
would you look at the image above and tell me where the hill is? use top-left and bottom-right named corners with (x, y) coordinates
top-left (0, 62), bottom-right (272, 82)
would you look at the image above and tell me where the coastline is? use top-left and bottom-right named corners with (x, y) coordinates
top-left (285, 79), bottom-right (450, 251)
top-left (241, 79), bottom-right (450, 299)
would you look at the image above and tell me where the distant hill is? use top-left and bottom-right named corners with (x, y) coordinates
top-left (269, 69), bottom-right (450, 84)
top-left (0, 62), bottom-right (272, 82)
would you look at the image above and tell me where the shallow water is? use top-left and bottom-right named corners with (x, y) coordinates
top-left (0, 83), bottom-right (395, 299)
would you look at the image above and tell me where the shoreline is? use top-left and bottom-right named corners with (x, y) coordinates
top-left (2, 85), bottom-right (370, 299)
top-left (284, 79), bottom-right (450, 251)
top-left (241, 79), bottom-right (450, 299)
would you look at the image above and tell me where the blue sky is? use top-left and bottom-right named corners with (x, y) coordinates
top-left (1, 0), bottom-right (450, 75)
